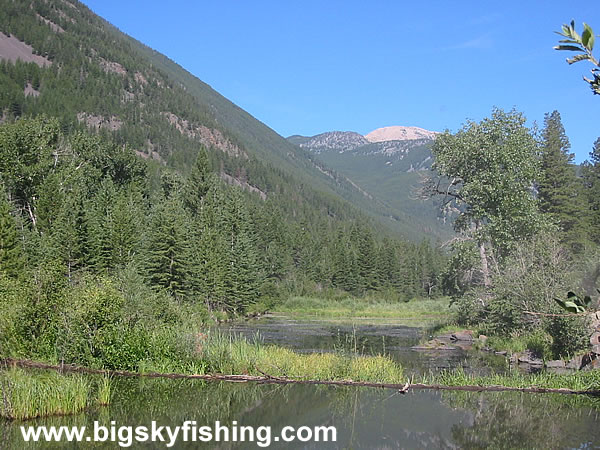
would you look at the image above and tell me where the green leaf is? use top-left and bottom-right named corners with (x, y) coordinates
top-left (582, 23), bottom-right (594, 50)
top-left (583, 295), bottom-right (592, 306)
top-left (567, 54), bottom-right (590, 64)
top-left (554, 45), bottom-right (585, 52)
top-left (554, 298), bottom-right (568, 309)
top-left (567, 291), bottom-right (577, 299)
top-left (554, 297), bottom-right (585, 313)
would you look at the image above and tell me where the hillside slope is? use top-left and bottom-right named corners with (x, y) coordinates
top-left (0, 0), bottom-right (443, 240)
top-left (290, 131), bottom-right (453, 240)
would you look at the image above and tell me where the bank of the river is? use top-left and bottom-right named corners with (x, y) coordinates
top-left (0, 368), bottom-right (110, 420)
top-left (273, 296), bottom-right (451, 320)
top-left (4, 319), bottom-right (600, 423)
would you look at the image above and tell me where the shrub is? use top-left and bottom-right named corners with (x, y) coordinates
top-left (545, 316), bottom-right (589, 359)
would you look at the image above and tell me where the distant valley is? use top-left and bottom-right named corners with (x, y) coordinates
top-left (288, 126), bottom-right (453, 241)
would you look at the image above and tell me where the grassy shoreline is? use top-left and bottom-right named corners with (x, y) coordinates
top-left (0, 368), bottom-right (111, 421)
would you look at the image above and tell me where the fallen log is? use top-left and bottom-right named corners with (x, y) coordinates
top-left (2, 358), bottom-right (599, 397)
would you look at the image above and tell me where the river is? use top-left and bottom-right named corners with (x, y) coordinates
top-left (2, 315), bottom-right (599, 448)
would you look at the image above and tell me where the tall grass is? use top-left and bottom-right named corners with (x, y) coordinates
top-left (275, 296), bottom-right (451, 319)
top-left (428, 367), bottom-right (600, 392)
top-left (0, 369), bottom-right (111, 420)
top-left (142, 331), bottom-right (405, 384)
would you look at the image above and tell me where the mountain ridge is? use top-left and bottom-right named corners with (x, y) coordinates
top-left (0, 0), bottom-right (444, 240)
top-left (287, 128), bottom-right (453, 240)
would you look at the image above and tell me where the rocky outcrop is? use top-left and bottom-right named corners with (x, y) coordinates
top-left (0, 32), bottom-right (52, 67)
top-left (36, 14), bottom-right (65, 33)
top-left (161, 112), bottom-right (247, 159)
top-left (98, 57), bottom-right (127, 76)
top-left (291, 131), bottom-right (369, 154)
top-left (220, 172), bottom-right (267, 200)
top-left (77, 112), bottom-right (123, 131)
top-left (24, 82), bottom-right (40, 97)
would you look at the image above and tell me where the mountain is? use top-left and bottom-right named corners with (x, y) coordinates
top-left (0, 0), bottom-right (447, 241)
top-left (288, 131), bottom-right (369, 154)
top-left (287, 129), bottom-right (453, 240)
top-left (365, 126), bottom-right (439, 143)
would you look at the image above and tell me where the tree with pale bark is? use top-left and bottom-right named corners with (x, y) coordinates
top-left (421, 108), bottom-right (546, 289)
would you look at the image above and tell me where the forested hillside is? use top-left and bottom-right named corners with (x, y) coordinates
top-left (290, 131), bottom-right (454, 240)
top-left (0, 0), bottom-right (437, 240)
top-left (0, 0), bottom-right (447, 326)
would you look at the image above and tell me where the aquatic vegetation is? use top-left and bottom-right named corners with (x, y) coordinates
top-left (0, 368), bottom-right (111, 420)
top-left (144, 331), bottom-right (405, 384)
top-left (429, 367), bottom-right (600, 392)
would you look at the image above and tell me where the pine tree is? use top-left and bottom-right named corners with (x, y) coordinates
top-left (86, 178), bottom-right (117, 272)
top-left (0, 193), bottom-right (25, 278)
top-left (538, 111), bottom-right (589, 250)
top-left (222, 189), bottom-right (260, 313)
top-left (183, 147), bottom-right (212, 215)
top-left (583, 138), bottom-right (600, 243)
top-left (144, 198), bottom-right (190, 299)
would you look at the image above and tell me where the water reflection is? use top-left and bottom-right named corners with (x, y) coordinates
top-left (2, 378), bottom-right (599, 449)
top-left (218, 316), bottom-right (506, 376)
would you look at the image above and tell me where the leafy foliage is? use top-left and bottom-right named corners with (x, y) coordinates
top-left (554, 290), bottom-right (595, 313)
top-left (555, 21), bottom-right (600, 95)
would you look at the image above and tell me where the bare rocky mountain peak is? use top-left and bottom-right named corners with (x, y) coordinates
top-left (364, 126), bottom-right (438, 143)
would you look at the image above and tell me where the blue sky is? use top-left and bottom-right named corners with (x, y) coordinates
top-left (81, 0), bottom-right (599, 162)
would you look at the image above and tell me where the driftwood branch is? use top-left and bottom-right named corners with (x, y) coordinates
top-left (2, 359), bottom-right (599, 397)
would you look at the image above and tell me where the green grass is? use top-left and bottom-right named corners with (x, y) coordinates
top-left (0, 369), bottom-right (111, 420)
top-left (483, 331), bottom-right (555, 360)
top-left (429, 367), bottom-right (600, 392)
top-left (274, 296), bottom-right (451, 320)
top-left (141, 331), bottom-right (404, 384)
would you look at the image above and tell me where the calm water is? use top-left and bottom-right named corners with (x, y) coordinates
top-left (217, 315), bottom-right (506, 376)
top-left (2, 316), bottom-right (600, 449)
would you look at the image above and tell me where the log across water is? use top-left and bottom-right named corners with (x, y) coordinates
top-left (2, 358), bottom-right (599, 397)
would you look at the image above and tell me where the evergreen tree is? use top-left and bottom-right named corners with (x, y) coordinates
top-left (538, 110), bottom-right (589, 250)
top-left (0, 192), bottom-right (25, 278)
top-left (354, 224), bottom-right (379, 292)
top-left (583, 138), bottom-right (600, 243)
top-left (86, 178), bottom-right (118, 272)
top-left (183, 147), bottom-right (212, 215)
top-left (222, 189), bottom-right (261, 313)
top-left (144, 198), bottom-right (190, 299)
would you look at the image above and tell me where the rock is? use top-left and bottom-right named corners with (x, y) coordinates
top-left (567, 355), bottom-right (584, 370)
top-left (567, 352), bottom-right (597, 370)
top-left (582, 352), bottom-right (597, 367)
top-left (590, 332), bottom-right (600, 346)
top-left (545, 360), bottom-right (566, 369)
top-left (582, 358), bottom-right (600, 371)
top-left (478, 334), bottom-right (488, 344)
top-left (450, 330), bottom-right (474, 342)
top-left (592, 344), bottom-right (600, 355)
top-left (511, 351), bottom-right (543, 367)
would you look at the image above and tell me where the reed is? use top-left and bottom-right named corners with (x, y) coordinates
top-left (0, 368), bottom-right (111, 420)
top-left (191, 331), bottom-right (404, 384)
top-left (428, 367), bottom-right (600, 392)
